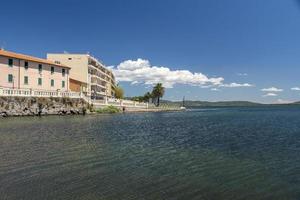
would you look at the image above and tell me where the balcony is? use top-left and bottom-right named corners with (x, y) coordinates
top-left (91, 75), bottom-right (107, 83)
top-left (90, 82), bottom-right (106, 89)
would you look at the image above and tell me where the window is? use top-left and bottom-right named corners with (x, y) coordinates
top-left (51, 79), bottom-right (54, 87)
top-left (24, 61), bottom-right (28, 70)
top-left (8, 58), bottom-right (13, 67)
top-left (24, 76), bottom-right (28, 85)
top-left (62, 80), bottom-right (65, 88)
top-left (38, 78), bottom-right (42, 85)
top-left (51, 66), bottom-right (54, 74)
top-left (38, 64), bottom-right (42, 72)
top-left (62, 68), bottom-right (66, 76)
top-left (8, 74), bottom-right (13, 83)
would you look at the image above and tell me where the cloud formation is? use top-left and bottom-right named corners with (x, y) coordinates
top-left (263, 93), bottom-right (278, 97)
top-left (220, 83), bottom-right (253, 88)
top-left (291, 87), bottom-right (300, 91)
top-left (113, 58), bottom-right (252, 89)
top-left (261, 87), bottom-right (283, 92)
top-left (237, 73), bottom-right (248, 76)
top-left (113, 59), bottom-right (223, 88)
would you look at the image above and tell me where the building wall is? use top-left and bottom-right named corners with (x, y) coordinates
top-left (0, 55), bottom-right (69, 91)
top-left (106, 71), bottom-right (116, 97)
top-left (47, 54), bottom-right (89, 94)
top-left (88, 57), bottom-right (116, 98)
top-left (47, 53), bottom-right (116, 98)
top-left (70, 78), bottom-right (83, 92)
top-left (0, 56), bottom-right (20, 88)
top-left (47, 54), bottom-right (88, 84)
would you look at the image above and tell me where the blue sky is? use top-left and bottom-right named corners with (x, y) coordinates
top-left (1, 0), bottom-right (300, 103)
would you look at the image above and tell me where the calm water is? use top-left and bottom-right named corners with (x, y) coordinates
top-left (0, 106), bottom-right (300, 200)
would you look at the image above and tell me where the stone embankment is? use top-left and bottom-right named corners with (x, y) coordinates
top-left (0, 96), bottom-right (88, 117)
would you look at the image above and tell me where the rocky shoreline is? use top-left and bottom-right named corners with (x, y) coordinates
top-left (0, 96), bottom-right (183, 117)
top-left (0, 96), bottom-right (88, 117)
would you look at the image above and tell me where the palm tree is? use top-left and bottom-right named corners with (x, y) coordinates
top-left (143, 92), bottom-right (152, 103)
top-left (152, 83), bottom-right (165, 107)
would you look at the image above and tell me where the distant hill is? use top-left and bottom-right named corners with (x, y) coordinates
top-left (292, 101), bottom-right (300, 105)
top-left (160, 100), bottom-right (300, 108)
top-left (127, 97), bottom-right (300, 108)
top-left (160, 100), bottom-right (263, 108)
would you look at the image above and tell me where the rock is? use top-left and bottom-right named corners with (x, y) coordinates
top-left (0, 112), bottom-right (8, 117)
top-left (0, 97), bottom-right (88, 117)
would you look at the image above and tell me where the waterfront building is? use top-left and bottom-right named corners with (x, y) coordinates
top-left (0, 49), bottom-right (70, 91)
top-left (47, 53), bottom-right (116, 99)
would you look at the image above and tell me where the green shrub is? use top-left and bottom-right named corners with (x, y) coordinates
top-left (96, 105), bottom-right (120, 114)
top-left (88, 103), bottom-right (94, 112)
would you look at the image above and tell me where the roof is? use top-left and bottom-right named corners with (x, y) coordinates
top-left (0, 49), bottom-right (71, 69)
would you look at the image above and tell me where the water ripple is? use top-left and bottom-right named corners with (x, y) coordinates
top-left (0, 107), bottom-right (300, 199)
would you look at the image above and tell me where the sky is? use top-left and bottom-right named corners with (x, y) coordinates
top-left (1, 0), bottom-right (300, 103)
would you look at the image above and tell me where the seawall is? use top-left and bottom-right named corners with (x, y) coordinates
top-left (0, 96), bottom-right (88, 117)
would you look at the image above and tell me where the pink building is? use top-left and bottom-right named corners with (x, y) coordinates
top-left (0, 49), bottom-right (70, 91)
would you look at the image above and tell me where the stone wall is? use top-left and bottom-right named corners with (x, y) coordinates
top-left (0, 96), bottom-right (89, 117)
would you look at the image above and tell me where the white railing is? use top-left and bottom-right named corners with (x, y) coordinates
top-left (0, 87), bottom-right (149, 109)
top-left (0, 87), bottom-right (84, 99)
top-left (91, 97), bottom-right (149, 108)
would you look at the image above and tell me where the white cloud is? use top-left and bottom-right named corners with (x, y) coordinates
top-left (113, 58), bottom-right (252, 89)
top-left (106, 65), bottom-right (114, 70)
top-left (291, 87), bottom-right (300, 91)
top-left (220, 83), bottom-right (253, 88)
top-left (201, 85), bottom-right (213, 88)
top-left (237, 73), bottom-right (248, 76)
top-left (113, 59), bottom-right (225, 88)
top-left (130, 81), bottom-right (139, 85)
top-left (261, 87), bottom-right (283, 92)
top-left (211, 88), bottom-right (220, 91)
top-left (263, 93), bottom-right (278, 97)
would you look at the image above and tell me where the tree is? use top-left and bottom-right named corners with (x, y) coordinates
top-left (131, 96), bottom-right (144, 102)
top-left (151, 83), bottom-right (165, 106)
top-left (115, 85), bottom-right (124, 99)
top-left (143, 92), bottom-right (152, 103)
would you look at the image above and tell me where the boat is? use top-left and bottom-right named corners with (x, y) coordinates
top-left (180, 96), bottom-right (186, 110)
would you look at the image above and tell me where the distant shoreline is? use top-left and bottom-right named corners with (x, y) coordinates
top-left (159, 100), bottom-right (300, 108)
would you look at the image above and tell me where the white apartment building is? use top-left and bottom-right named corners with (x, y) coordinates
top-left (47, 53), bottom-right (116, 99)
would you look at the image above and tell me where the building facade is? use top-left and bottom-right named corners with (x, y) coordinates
top-left (47, 53), bottom-right (116, 99)
top-left (0, 50), bottom-right (70, 91)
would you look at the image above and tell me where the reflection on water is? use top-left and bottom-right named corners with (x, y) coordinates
top-left (0, 107), bottom-right (300, 199)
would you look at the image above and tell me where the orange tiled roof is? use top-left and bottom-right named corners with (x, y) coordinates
top-left (0, 49), bottom-right (71, 69)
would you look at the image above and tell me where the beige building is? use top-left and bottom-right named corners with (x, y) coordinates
top-left (0, 49), bottom-right (70, 91)
top-left (47, 53), bottom-right (116, 99)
